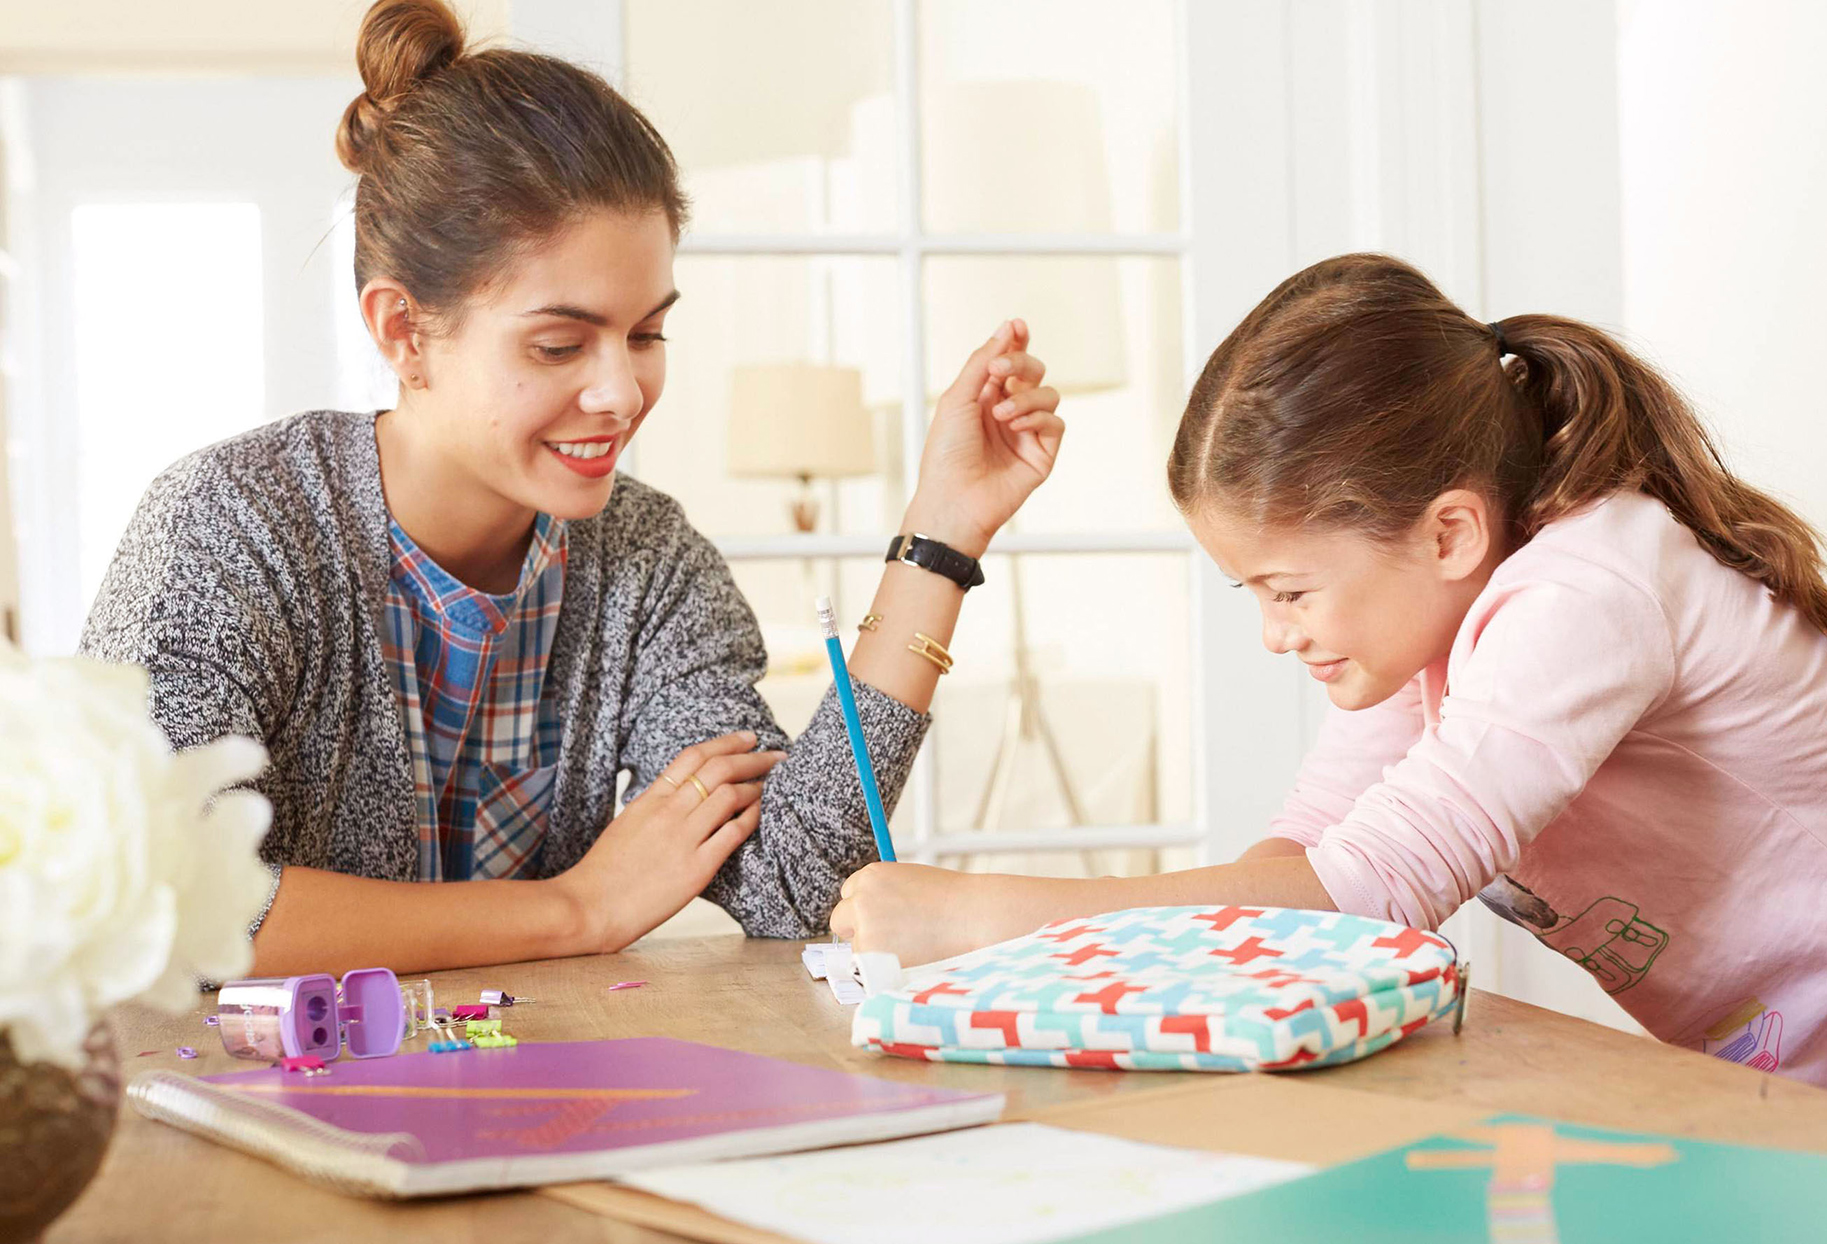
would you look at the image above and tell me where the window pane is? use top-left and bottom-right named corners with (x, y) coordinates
top-left (737, 552), bottom-right (1191, 849)
top-left (331, 192), bottom-right (399, 413)
top-left (920, 0), bottom-right (1180, 234)
top-left (930, 552), bottom-right (1192, 835)
top-left (737, 555), bottom-right (890, 727)
top-left (623, 0), bottom-right (899, 234)
top-left (636, 255), bottom-right (906, 539)
top-left (924, 255), bottom-right (1184, 534)
top-left (72, 202), bottom-right (263, 609)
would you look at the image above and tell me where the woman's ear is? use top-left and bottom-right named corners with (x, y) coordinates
top-left (359, 278), bottom-right (427, 391)
top-left (1426, 489), bottom-right (1496, 582)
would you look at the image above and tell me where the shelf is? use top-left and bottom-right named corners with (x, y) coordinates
top-left (679, 232), bottom-right (1189, 258)
top-left (715, 530), bottom-right (1195, 560)
top-left (905, 822), bottom-right (1203, 859)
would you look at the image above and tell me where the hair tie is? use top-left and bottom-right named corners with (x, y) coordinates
top-left (1488, 321), bottom-right (1511, 357)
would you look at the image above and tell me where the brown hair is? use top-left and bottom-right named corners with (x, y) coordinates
top-left (335, 0), bottom-right (688, 326)
top-left (1168, 253), bottom-right (1827, 633)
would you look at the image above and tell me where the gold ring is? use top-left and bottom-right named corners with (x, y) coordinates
top-left (687, 774), bottom-right (711, 802)
top-left (659, 773), bottom-right (681, 789)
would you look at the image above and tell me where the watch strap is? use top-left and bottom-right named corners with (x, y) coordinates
top-left (885, 533), bottom-right (986, 591)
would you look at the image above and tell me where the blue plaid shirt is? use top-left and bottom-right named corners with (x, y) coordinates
top-left (380, 513), bottom-right (568, 881)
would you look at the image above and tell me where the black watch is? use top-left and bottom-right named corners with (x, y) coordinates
top-left (885, 533), bottom-right (985, 591)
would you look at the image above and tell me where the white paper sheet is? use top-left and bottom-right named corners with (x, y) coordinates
top-left (617, 1122), bottom-right (1312, 1244)
top-left (803, 942), bottom-right (839, 980)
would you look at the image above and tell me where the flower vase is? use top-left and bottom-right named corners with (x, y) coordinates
top-left (0, 1024), bottom-right (121, 1244)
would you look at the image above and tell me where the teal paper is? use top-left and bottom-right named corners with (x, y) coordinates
top-left (1061, 1114), bottom-right (1827, 1243)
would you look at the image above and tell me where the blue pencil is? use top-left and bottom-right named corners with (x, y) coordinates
top-left (816, 595), bottom-right (896, 863)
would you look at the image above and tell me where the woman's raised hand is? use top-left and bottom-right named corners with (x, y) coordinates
top-left (901, 319), bottom-right (1064, 557)
top-left (554, 730), bottom-right (784, 953)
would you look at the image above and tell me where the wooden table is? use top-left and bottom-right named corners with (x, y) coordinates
top-left (52, 936), bottom-right (1827, 1243)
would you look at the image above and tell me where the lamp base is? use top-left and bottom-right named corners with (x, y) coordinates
top-left (789, 475), bottom-right (819, 534)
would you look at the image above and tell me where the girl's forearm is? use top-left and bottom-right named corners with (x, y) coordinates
top-left (1237, 835), bottom-right (1313, 862)
top-left (969, 857), bottom-right (1337, 946)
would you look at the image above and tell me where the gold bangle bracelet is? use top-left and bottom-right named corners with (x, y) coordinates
top-left (858, 613), bottom-right (882, 633)
top-left (907, 631), bottom-right (955, 674)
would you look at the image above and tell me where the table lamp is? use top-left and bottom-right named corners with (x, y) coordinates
top-left (727, 362), bottom-right (877, 533)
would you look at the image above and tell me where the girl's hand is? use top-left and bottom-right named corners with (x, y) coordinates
top-left (900, 320), bottom-right (1064, 558)
top-left (554, 731), bottom-right (785, 953)
top-left (831, 861), bottom-right (1028, 966)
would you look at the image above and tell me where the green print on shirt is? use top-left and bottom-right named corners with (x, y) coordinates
top-left (1477, 878), bottom-right (1669, 995)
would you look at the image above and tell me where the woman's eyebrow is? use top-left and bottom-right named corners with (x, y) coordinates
top-left (519, 290), bottom-right (680, 326)
top-left (521, 304), bottom-right (607, 326)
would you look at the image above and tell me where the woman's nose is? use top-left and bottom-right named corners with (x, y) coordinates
top-left (579, 353), bottom-right (644, 421)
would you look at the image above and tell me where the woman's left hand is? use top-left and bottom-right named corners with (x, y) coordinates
top-left (900, 320), bottom-right (1064, 558)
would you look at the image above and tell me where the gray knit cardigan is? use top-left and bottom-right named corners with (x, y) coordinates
top-left (78, 410), bottom-right (928, 938)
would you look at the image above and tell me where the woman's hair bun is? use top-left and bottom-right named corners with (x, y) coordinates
top-left (335, 0), bottom-right (467, 175)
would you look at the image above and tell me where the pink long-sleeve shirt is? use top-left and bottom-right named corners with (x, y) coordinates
top-left (1269, 491), bottom-right (1827, 1085)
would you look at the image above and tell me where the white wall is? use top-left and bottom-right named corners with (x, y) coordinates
top-left (1618, 0), bottom-right (1827, 531)
top-left (1205, 0), bottom-right (1650, 1032)
top-left (1472, 0), bottom-right (1648, 1033)
top-left (0, 0), bottom-right (509, 74)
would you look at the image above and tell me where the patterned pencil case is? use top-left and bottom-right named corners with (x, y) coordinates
top-left (851, 905), bottom-right (1465, 1072)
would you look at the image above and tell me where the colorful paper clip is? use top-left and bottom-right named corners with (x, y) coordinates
top-left (607, 981), bottom-right (646, 992)
top-left (429, 1039), bottom-right (472, 1053)
top-left (479, 990), bottom-right (534, 1007)
top-left (465, 1018), bottom-right (502, 1036)
top-left (177, 1046), bottom-right (199, 1059)
top-left (280, 1055), bottom-right (329, 1075)
top-left (470, 1033), bottom-right (518, 1049)
top-left (450, 1004), bottom-right (491, 1021)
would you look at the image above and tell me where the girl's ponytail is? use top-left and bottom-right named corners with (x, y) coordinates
top-left (1170, 253), bottom-right (1827, 637)
top-left (1500, 315), bottom-right (1827, 633)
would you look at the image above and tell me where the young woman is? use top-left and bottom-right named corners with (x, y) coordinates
top-left (834, 253), bottom-right (1827, 1085)
top-left (79, 0), bottom-right (1063, 977)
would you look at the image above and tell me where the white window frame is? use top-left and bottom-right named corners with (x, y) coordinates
top-left (565, 0), bottom-right (1316, 868)
top-left (527, 0), bottom-right (1602, 1008)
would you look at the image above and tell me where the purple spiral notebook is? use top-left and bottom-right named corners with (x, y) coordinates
top-left (128, 1037), bottom-right (1005, 1198)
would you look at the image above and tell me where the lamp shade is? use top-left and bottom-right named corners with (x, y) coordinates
top-left (726, 362), bottom-right (877, 479)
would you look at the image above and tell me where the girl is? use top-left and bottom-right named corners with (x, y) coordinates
top-left (79, 0), bottom-right (1063, 976)
top-left (834, 253), bottom-right (1827, 1086)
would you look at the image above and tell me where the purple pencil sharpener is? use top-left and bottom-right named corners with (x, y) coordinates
top-left (216, 968), bottom-right (404, 1063)
top-left (337, 967), bottom-right (406, 1059)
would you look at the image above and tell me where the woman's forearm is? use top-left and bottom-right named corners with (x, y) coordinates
top-left (250, 866), bottom-right (592, 977)
top-left (843, 505), bottom-right (986, 716)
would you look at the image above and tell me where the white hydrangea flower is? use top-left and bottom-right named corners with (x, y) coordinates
top-left (0, 640), bottom-right (273, 1069)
